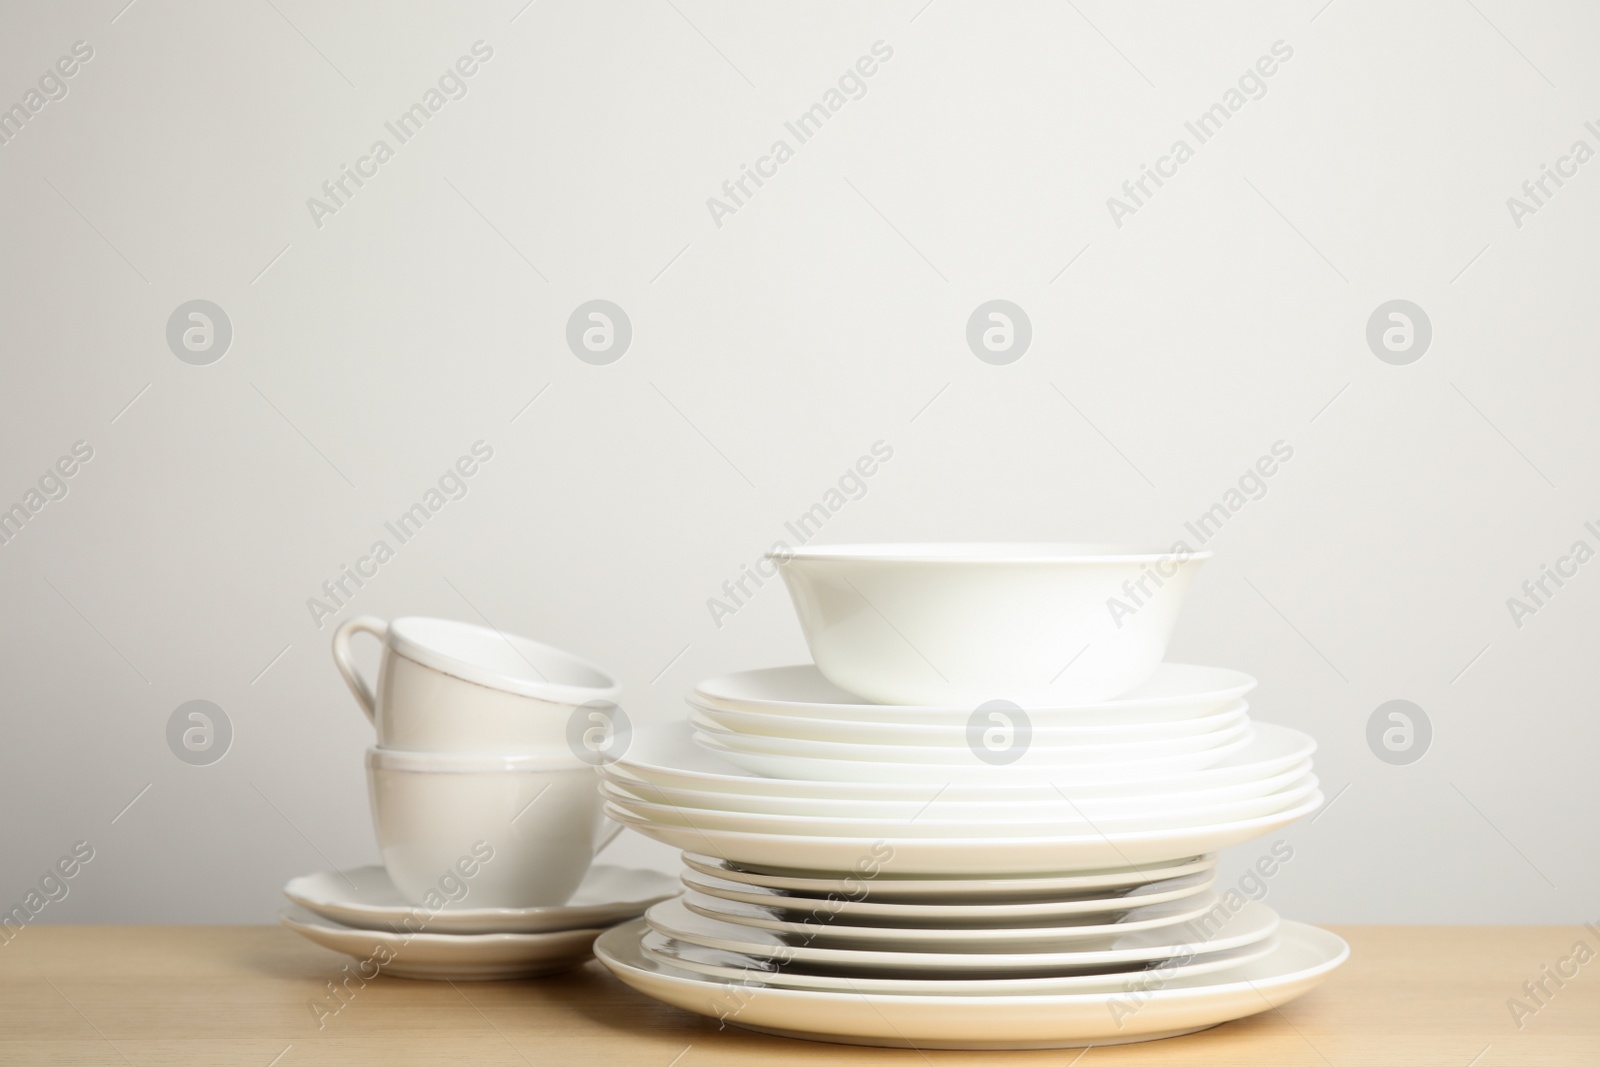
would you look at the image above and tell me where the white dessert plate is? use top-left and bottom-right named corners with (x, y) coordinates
top-left (641, 929), bottom-right (1281, 994)
top-left (689, 710), bottom-right (1250, 764)
top-left (279, 906), bottom-right (605, 980)
top-left (675, 890), bottom-right (1223, 948)
top-left (697, 726), bottom-right (1254, 783)
top-left (680, 868), bottom-right (1215, 923)
top-left (680, 852), bottom-right (1218, 901)
top-left (689, 698), bottom-right (1248, 745)
top-left (598, 917), bottom-right (1345, 1048)
top-left (609, 721), bottom-right (1312, 798)
top-left (283, 864), bottom-right (680, 935)
top-left (602, 774), bottom-right (1318, 838)
top-left (605, 790), bottom-right (1323, 875)
top-left (644, 897), bottom-right (1277, 972)
top-left (608, 760), bottom-right (1313, 821)
top-left (693, 663), bottom-right (1256, 723)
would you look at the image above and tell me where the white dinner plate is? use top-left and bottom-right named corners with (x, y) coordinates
top-left (680, 868), bottom-right (1215, 923)
top-left (609, 722), bottom-right (1313, 799)
top-left (689, 710), bottom-right (1250, 764)
top-left (693, 663), bottom-right (1257, 723)
top-left (598, 917), bottom-right (1345, 1048)
top-left (644, 897), bottom-right (1279, 972)
top-left (697, 726), bottom-right (1255, 783)
top-left (607, 760), bottom-right (1313, 821)
top-left (283, 864), bottom-right (680, 936)
top-left (675, 890), bottom-right (1224, 948)
top-left (641, 930), bottom-right (1281, 994)
top-left (279, 906), bottom-right (605, 980)
top-left (680, 852), bottom-right (1219, 901)
top-left (602, 774), bottom-right (1318, 838)
top-left (605, 790), bottom-right (1322, 875)
top-left (689, 698), bottom-right (1248, 745)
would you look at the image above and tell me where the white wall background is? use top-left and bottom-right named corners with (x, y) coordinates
top-left (1, 0), bottom-right (1596, 925)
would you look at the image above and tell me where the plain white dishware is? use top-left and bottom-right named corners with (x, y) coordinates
top-left (610, 760), bottom-right (1313, 821)
top-left (675, 891), bottom-right (1225, 948)
top-left (332, 615), bottom-right (620, 754)
top-left (640, 930), bottom-right (1280, 994)
top-left (692, 663), bottom-right (1255, 725)
top-left (280, 906), bottom-right (608, 980)
top-left (689, 697), bottom-right (1249, 745)
top-left (638, 899), bottom-right (1281, 973)
top-left (607, 722), bottom-right (1313, 799)
top-left (284, 864), bottom-right (679, 936)
top-left (601, 774), bottom-right (1318, 839)
top-left (367, 748), bottom-right (621, 909)
top-left (603, 790), bottom-right (1323, 874)
top-left (688, 711), bottom-right (1250, 764)
top-left (679, 852), bottom-right (1219, 902)
top-left (598, 918), bottom-right (1346, 1048)
top-left (679, 868), bottom-right (1215, 924)
top-left (696, 726), bottom-right (1256, 784)
top-left (771, 543), bottom-right (1209, 705)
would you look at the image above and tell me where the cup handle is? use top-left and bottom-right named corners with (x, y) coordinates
top-left (332, 616), bottom-right (389, 725)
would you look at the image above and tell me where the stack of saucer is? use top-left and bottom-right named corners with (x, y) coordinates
top-left (595, 544), bottom-right (1347, 1048)
top-left (279, 615), bottom-right (676, 980)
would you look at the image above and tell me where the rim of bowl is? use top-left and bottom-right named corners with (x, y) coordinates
top-left (386, 616), bottom-right (621, 705)
top-left (766, 542), bottom-right (1214, 564)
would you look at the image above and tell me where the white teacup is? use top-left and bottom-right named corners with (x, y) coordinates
top-left (333, 616), bottom-right (621, 754)
top-left (366, 748), bottom-right (622, 908)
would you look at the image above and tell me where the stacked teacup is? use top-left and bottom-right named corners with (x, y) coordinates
top-left (595, 544), bottom-right (1346, 1048)
top-left (277, 616), bottom-right (676, 981)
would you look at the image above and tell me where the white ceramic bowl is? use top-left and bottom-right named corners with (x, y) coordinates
top-left (366, 748), bottom-right (619, 909)
top-left (771, 543), bottom-right (1209, 705)
top-left (334, 616), bottom-right (621, 754)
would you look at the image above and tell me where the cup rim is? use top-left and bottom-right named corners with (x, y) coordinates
top-left (366, 747), bottom-right (598, 773)
top-left (767, 542), bottom-right (1214, 565)
top-left (385, 616), bottom-right (622, 705)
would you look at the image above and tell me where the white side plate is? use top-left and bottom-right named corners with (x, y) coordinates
top-left (283, 864), bottom-right (679, 935)
top-left (279, 906), bottom-right (605, 980)
top-left (597, 917), bottom-right (1347, 1049)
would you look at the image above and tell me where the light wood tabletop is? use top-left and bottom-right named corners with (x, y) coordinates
top-left (0, 925), bottom-right (1594, 1065)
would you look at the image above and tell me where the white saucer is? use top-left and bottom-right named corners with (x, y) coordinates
top-left (597, 918), bottom-right (1346, 1049)
top-left (279, 906), bottom-right (606, 980)
top-left (692, 663), bottom-right (1257, 723)
top-left (283, 865), bottom-right (679, 935)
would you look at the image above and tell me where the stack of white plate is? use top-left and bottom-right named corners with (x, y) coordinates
top-left (595, 544), bottom-right (1347, 1048)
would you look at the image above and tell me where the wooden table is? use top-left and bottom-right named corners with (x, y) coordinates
top-left (0, 926), bottom-right (1594, 1064)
